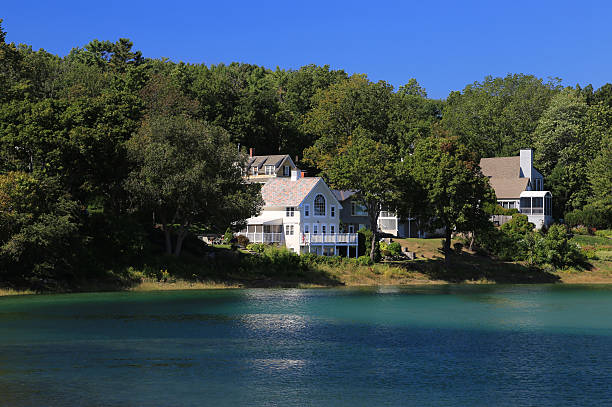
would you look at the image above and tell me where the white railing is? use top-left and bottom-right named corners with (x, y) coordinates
top-left (301, 233), bottom-right (358, 245)
top-left (520, 208), bottom-right (544, 215)
top-left (245, 233), bottom-right (283, 243)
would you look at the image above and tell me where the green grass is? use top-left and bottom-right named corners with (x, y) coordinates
top-left (571, 234), bottom-right (612, 247)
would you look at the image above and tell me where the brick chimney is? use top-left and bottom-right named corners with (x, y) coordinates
top-left (249, 148), bottom-right (254, 158)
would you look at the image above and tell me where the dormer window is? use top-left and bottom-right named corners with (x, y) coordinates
top-left (265, 165), bottom-right (275, 175)
top-left (314, 195), bottom-right (326, 216)
top-left (283, 165), bottom-right (290, 176)
top-left (251, 167), bottom-right (258, 176)
top-left (286, 207), bottom-right (295, 217)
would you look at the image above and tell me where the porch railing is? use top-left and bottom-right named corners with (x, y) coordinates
top-left (301, 233), bottom-right (358, 245)
top-left (520, 208), bottom-right (544, 215)
top-left (245, 233), bottom-right (283, 243)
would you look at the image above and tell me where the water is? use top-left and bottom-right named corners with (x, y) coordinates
top-left (1, 285), bottom-right (612, 406)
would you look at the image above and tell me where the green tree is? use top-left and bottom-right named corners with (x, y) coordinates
top-left (409, 135), bottom-right (495, 266)
top-left (125, 115), bottom-right (262, 256)
top-left (303, 74), bottom-right (394, 169)
top-left (533, 89), bottom-right (611, 216)
top-left (323, 129), bottom-right (398, 262)
top-left (442, 74), bottom-right (560, 157)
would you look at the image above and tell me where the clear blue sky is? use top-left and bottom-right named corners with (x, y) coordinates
top-left (2, 1), bottom-right (611, 99)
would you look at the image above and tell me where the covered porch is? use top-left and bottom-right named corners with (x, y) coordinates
top-left (519, 191), bottom-right (553, 229)
top-left (239, 217), bottom-right (283, 243)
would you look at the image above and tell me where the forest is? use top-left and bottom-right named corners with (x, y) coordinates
top-left (1, 19), bottom-right (610, 290)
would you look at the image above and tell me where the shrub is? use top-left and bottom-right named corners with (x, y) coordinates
top-left (565, 204), bottom-right (612, 229)
top-left (453, 242), bottom-right (464, 254)
top-left (246, 243), bottom-right (267, 253)
top-left (387, 241), bottom-right (402, 256)
top-left (223, 227), bottom-right (234, 244)
top-left (355, 255), bottom-right (373, 266)
top-left (236, 235), bottom-right (249, 247)
top-left (530, 225), bottom-right (587, 270)
top-left (357, 227), bottom-right (373, 256)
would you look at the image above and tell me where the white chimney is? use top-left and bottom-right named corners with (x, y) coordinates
top-left (291, 169), bottom-right (301, 181)
top-left (520, 149), bottom-right (533, 182)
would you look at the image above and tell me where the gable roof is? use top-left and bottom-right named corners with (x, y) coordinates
top-left (479, 156), bottom-right (521, 179)
top-left (247, 154), bottom-right (294, 170)
top-left (480, 156), bottom-right (532, 199)
top-left (261, 177), bottom-right (321, 207)
top-left (488, 178), bottom-right (530, 199)
top-left (332, 190), bottom-right (357, 202)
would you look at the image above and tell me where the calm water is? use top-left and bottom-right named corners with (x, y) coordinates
top-left (2, 285), bottom-right (612, 406)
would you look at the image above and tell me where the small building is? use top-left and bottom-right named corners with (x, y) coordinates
top-left (238, 171), bottom-right (358, 256)
top-left (244, 149), bottom-right (298, 184)
top-left (480, 148), bottom-right (553, 229)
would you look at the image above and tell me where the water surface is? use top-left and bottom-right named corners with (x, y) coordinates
top-left (2, 285), bottom-right (612, 406)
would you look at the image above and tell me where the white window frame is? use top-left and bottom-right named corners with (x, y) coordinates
top-left (286, 207), bottom-right (295, 217)
top-left (322, 224), bottom-right (326, 234)
top-left (330, 225), bottom-right (335, 234)
top-left (304, 224), bottom-right (310, 234)
top-left (314, 194), bottom-right (326, 217)
top-left (348, 225), bottom-right (355, 233)
top-left (313, 224), bottom-right (318, 235)
top-left (251, 167), bottom-right (258, 176)
top-left (330, 205), bottom-right (335, 218)
top-left (304, 204), bottom-right (310, 217)
top-left (265, 165), bottom-right (275, 175)
top-left (285, 225), bottom-right (294, 235)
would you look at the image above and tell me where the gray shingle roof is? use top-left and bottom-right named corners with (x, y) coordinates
top-left (247, 155), bottom-right (291, 170)
top-left (332, 190), bottom-right (357, 201)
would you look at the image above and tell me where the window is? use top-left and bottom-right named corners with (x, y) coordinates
top-left (251, 167), bottom-right (258, 176)
top-left (304, 224), bottom-right (309, 234)
top-left (286, 207), bottom-right (295, 217)
top-left (330, 225), bottom-right (335, 234)
top-left (304, 204), bottom-right (310, 217)
top-left (265, 165), bottom-right (275, 175)
top-left (351, 202), bottom-right (367, 216)
top-left (313, 224), bottom-right (318, 235)
top-left (348, 225), bottom-right (355, 233)
top-left (330, 206), bottom-right (335, 218)
top-left (283, 165), bottom-right (290, 176)
top-left (314, 195), bottom-right (326, 216)
top-left (285, 225), bottom-right (294, 235)
top-left (322, 225), bottom-right (326, 234)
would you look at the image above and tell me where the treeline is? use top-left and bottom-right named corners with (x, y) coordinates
top-left (1, 20), bottom-right (610, 288)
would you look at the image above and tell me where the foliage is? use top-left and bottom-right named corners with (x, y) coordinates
top-left (442, 74), bottom-right (561, 157)
top-left (564, 203), bottom-right (612, 229)
top-left (223, 228), bottom-right (234, 244)
top-left (323, 129), bottom-right (399, 261)
top-left (125, 114), bottom-right (262, 256)
top-left (236, 235), bottom-right (249, 247)
top-left (530, 225), bottom-right (587, 270)
top-left (408, 135), bottom-right (495, 266)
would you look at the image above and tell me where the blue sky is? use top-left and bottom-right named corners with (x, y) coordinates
top-left (2, 1), bottom-right (611, 99)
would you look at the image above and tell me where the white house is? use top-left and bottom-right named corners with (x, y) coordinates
top-left (480, 148), bottom-right (553, 229)
top-left (238, 171), bottom-right (359, 256)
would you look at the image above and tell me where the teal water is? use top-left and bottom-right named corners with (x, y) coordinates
top-left (1, 285), bottom-right (612, 406)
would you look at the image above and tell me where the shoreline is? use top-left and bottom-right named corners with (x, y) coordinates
top-left (3, 271), bottom-right (612, 297)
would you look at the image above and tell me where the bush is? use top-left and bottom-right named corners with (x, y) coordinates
top-left (530, 225), bottom-right (587, 270)
top-left (355, 255), bottom-right (373, 266)
top-left (246, 243), bottom-right (267, 253)
top-left (236, 235), bottom-right (249, 247)
top-left (223, 227), bottom-right (234, 244)
top-left (387, 241), bottom-right (402, 257)
top-left (565, 204), bottom-right (612, 229)
top-left (453, 242), bottom-right (464, 254)
top-left (357, 227), bottom-right (373, 256)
